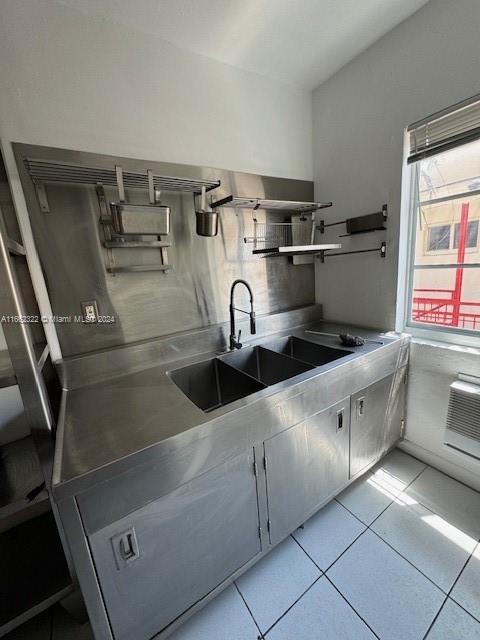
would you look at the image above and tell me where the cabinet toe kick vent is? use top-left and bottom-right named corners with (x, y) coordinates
top-left (444, 379), bottom-right (480, 459)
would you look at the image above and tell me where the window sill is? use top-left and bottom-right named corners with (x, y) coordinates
top-left (408, 331), bottom-right (480, 355)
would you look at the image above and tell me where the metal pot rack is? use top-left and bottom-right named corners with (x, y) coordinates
top-left (210, 195), bottom-right (332, 212)
top-left (24, 158), bottom-right (222, 274)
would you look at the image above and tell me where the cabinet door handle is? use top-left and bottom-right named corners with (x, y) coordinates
top-left (357, 397), bottom-right (366, 418)
top-left (112, 527), bottom-right (140, 568)
top-left (337, 408), bottom-right (344, 432)
top-left (120, 533), bottom-right (136, 561)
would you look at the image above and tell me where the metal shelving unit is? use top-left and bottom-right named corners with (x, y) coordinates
top-left (0, 155), bottom-right (73, 635)
top-left (0, 435), bottom-right (50, 535)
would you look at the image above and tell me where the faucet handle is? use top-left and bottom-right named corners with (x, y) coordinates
top-left (236, 329), bottom-right (242, 349)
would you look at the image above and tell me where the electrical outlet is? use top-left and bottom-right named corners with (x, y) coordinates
top-left (81, 300), bottom-right (99, 323)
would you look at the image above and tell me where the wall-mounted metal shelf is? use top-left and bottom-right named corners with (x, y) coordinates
top-left (211, 195), bottom-right (332, 212)
top-left (259, 244), bottom-right (342, 257)
top-left (318, 204), bottom-right (388, 236)
top-left (104, 240), bottom-right (171, 249)
top-left (24, 158), bottom-right (220, 197)
top-left (106, 264), bottom-right (172, 274)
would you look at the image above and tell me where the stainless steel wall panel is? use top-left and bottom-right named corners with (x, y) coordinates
top-left (13, 143), bottom-right (315, 358)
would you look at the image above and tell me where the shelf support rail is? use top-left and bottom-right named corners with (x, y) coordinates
top-left (319, 241), bottom-right (387, 262)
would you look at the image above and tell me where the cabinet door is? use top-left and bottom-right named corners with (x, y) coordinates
top-left (384, 366), bottom-right (407, 452)
top-left (265, 398), bottom-right (350, 545)
top-left (350, 373), bottom-right (395, 478)
top-left (88, 452), bottom-right (261, 640)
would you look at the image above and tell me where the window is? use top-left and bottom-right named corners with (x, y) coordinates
top-left (402, 133), bottom-right (480, 341)
top-left (453, 220), bottom-right (479, 249)
top-left (427, 225), bottom-right (451, 252)
top-left (427, 221), bottom-right (479, 252)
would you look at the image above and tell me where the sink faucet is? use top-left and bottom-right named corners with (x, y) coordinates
top-left (229, 279), bottom-right (256, 350)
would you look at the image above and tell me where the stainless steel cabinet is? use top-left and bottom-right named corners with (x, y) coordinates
top-left (88, 452), bottom-right (261, 640)
top-left (264, 398), bottom-right (350, 545)
top-left (384, 365), bottom-right (407, 452)
top-left (350, 373), bottom-right (395, 478)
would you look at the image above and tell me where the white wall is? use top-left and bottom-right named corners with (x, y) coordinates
top-left (0, 0), bottom-right (312, 181)
top-left (0, 0), bottom-right (313, 362)
top-left (312, 0), bottom-right (480, 487)
top-left (0, 0), bottom-right (312, 436)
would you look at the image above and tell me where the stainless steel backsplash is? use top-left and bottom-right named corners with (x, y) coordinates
top-left (14, 144), bottom-right (316, 357)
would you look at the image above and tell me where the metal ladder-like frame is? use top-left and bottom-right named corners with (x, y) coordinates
top-left (0, 177), bottom-right (76, 634)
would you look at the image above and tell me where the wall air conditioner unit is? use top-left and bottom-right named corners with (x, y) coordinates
top-left (444, 378), bottom-right (480, 459)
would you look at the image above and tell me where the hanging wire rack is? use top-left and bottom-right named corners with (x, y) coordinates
top-left (244, 216), bottom-right (340, 256)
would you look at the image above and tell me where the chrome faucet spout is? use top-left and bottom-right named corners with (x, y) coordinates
top-left (229, 279), bottom-right (256, 350)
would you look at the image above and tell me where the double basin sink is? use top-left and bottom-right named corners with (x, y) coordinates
top-left (169, 336), bottom-right (352, 412)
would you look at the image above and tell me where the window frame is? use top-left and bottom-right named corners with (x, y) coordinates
top-left (398, 142), bottom-right (480, 348)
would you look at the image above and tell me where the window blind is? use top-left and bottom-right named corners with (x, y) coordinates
top-left (407, 93), bottom-right (480, 164)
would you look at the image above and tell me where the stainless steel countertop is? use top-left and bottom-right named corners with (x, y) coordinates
top-left (53, 311), bottom-right (407, 496)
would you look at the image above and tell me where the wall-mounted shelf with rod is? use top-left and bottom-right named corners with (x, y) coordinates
top-left (211, 195), bottom-right (332, 212)
top-left (318, 204), bottom-right (388, 236)
top-left (319, 241), bottom-right (387, 262)
top-left (24, 158), bottom-right (221, 213)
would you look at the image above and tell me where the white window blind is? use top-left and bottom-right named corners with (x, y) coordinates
top-left (408, 93), bottom-right (480, 164)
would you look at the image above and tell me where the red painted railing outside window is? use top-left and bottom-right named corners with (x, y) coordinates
top-left (412, 203), bottom-right (480, 330)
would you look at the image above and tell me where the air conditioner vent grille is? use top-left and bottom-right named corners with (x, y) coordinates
top-left (445, 379), bottom-right (480, 459)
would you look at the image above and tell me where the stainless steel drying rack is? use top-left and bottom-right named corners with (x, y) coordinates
top-left (244, 218), bottom-right (340, 257)
top-left (210, 195), bottom-right (332, 212)
top-left (24, 158), bottom-right (221, 213)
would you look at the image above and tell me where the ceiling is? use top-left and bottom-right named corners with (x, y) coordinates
top-left (58, 0), bottom-right (430, 89)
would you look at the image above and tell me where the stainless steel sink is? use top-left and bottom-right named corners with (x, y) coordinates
top-left (219, 345), bottom-right (313, 386)
top-left (169, 358), bottom-right (266, 412)
top-left (169, 337), bottom-right (345, 413)
top-left (262, 336), bottom-right (352, 366)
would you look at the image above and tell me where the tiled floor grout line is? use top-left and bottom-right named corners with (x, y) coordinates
top-left (326, 461), bottom-right (474, 638)
top-left (421, 597), bottom-right (449, 640)
top-left (417, 458), bottom-right (480, 498)
top-left (367, 528), bottom-right (450, 595)
top-left (291, 530), bottom-right (383, 639)
top-left (333, 497), bottom-right (370, 527)
top-left (233, 582), bottom-right (265, 639)
top-left (367, 463), bottom-right (428, 528)
top-left (449, 595), bottom-right (480, 626)
top-left (363, 464), bottom-right (462, 597)
top-left (323, 574), bottom-right (382, 640)
top-left (301, 457), bottom-right (480, 638)
top-left (260, 575), bottom-right (324, 637)
top-left (333, 460), bottom-right (429, 532)
top-left (296, 523), bottom-right (367, 575)
top-left (421, 539), bottom-right (480, 639)
top-left (334, 463), bottom-right (460, 594)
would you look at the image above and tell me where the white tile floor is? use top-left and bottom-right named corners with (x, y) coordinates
top-left (8, 449), bottom-right (480, 640)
